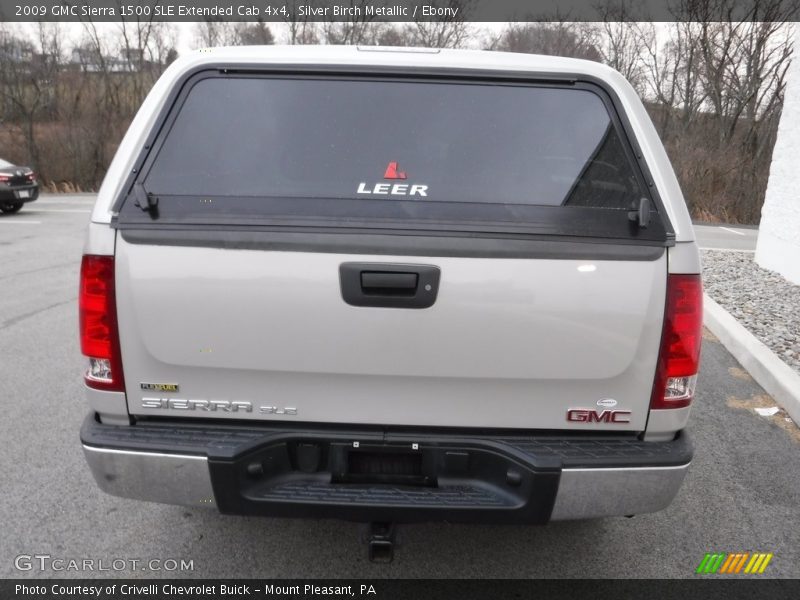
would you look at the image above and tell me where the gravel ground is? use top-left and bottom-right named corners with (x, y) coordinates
top-left (702, 250), bottom-right (800, 373)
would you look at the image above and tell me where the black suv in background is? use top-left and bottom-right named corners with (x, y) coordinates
top-left (0, 158), bottom-right (39, 214)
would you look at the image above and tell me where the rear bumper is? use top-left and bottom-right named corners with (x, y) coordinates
top-left (0, 185), bottom-right (39, 202)
top-left (81, 415), bottom-right (692, 523)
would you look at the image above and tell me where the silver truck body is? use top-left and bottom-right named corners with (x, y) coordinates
top-left (81, 46), bottom-right (701, 524)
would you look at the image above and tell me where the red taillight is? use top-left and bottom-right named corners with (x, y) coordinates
top-left (0, 174), bottom-right (9, 182)
top-left (650, 274), bottom-right (703, 410)
top-left (79, 255), bottom-right (124, 391)
top-left (27, 172), bottom-right (36, 181)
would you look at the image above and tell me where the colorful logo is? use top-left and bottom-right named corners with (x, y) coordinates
top-left (696, 552), bottom-right (773, 574)
top-left (383, 161), bottom-right (407, 180)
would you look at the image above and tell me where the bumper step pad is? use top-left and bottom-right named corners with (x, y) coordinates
top-left (256, 481), bottom-right (514, 507)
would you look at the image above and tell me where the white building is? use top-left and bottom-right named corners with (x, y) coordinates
top-left (756, 28), bottom-right (800, 284)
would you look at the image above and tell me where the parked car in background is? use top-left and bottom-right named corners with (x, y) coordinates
top-left (0, 158), bottom-right (39, 214)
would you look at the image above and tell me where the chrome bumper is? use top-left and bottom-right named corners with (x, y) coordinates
top-left (83, 444), bottom-right (690, 520)
top-left (550, 464), bottom-right (690, 520)
top-left (83, 446), bottom-right (217, 509)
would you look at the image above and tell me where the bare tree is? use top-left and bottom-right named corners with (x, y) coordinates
top-left (404, 0), bottom-right (473, 48)
top-left (117, 20), bottom-right (177, 106)
top-left (284, 0), bottom-right (319, 44)
top-left (234, 20), bottom-right (276, 45)
top-left (0, 24), bottom-right (62, 175)
top-left (74, 22), bottom-right (124, 184)
top-left (591, 1), bottom-right (651, 93)
top-left (633, 0), bottom-right (797, 223)
top-left (639, 22), bottom-right (706, 136)
top-left (489, 21), bottom-right (602, 61)
top-left (194, 19), bottom-right (276, 48)
top-left (320, 1), bottom-right (382, 45)
top-left (194, 20), bottom-right (240, 47)
top-left (375, 25), bottom-right (411, 47)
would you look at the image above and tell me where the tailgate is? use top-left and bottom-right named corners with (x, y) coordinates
top-left (116, 238), bottom-right (666, 430)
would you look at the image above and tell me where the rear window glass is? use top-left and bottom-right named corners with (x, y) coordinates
top-left (144, 77), bottom-right (646, 210)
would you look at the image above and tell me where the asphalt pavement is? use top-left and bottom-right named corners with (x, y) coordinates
top-left (694, 224), bottom-right (758, 252)
top-left (0, 196), bottom-right (797, 578)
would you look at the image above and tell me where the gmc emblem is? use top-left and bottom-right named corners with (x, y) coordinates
top-left (567, 409), bottom-right (632, 423)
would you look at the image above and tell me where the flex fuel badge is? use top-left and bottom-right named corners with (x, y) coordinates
top-left (140, 382), bottom-right (179, 393)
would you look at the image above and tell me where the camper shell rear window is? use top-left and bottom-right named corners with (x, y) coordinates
top-left (116, 70), bottom-right (669, 243)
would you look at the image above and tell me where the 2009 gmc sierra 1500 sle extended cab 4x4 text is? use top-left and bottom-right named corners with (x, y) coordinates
top-left (79, 46), bottom-right (702, 543)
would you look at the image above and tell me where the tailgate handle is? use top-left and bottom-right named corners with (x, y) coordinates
top-left (340, 263), bottom-right (440, 309)
top-left (361, 271), bottom-right (418, 293)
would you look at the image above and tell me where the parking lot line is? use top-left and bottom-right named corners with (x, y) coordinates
top-left (35, 200), bottom-right (95, 205)
top-left (29, 209), bottom-right (92, 213)
top-left (0, 220), bottom-right (41, 224)
top-left (720, 226), bottom-right (746, 236)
